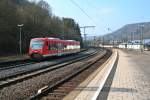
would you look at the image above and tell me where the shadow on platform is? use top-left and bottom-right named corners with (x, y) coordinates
top-left (101, 87), bottom-right (137, 93)
top-left (97, 52), bottom-right (119, 100)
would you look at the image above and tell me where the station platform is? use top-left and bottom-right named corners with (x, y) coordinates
top-left (100, 49), bottom-right (150, 100)
top-left (63, 49), bottom-right (150, 100)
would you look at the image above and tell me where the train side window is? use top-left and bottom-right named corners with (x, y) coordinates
top-left (61, 44), bottom-right (65, 50)
top-left (48, 44), bottom-right (51, 50)
top-left (59, 43), bottom-right (65, 50)
top-left (54, 44), bottom-right (58, 50)
top-left (58, 43), bottom-right (64, 50)
top-left (48, 44), bottom-right (58, 50)
top-left (57, 43), bottom-right (60, 50)
top-left (64, 45), bottom-right (67, 49)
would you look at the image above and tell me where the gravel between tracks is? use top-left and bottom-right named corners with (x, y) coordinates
top-left (0, 49), bottom-right (101, 100)
top-left (0, 50), bottom-right (92, 80)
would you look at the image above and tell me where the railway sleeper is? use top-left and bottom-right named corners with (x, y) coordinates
top-left (30, 49), bottom-right (109, 100)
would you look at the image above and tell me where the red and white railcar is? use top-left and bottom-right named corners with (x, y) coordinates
top-left (29, 37), bottom-right (80, 59)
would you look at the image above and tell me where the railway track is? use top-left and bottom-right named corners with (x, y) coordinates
top-left (0, 50), bottom-right (87, 79)
top-left (30, 49), bottom-right (112, 100)
top-left (0, 49), bottom-right (87, 71)
top-left (0, 49), bottom-right (100, 89)
top-left (0, 59), bottom-right (33, 70)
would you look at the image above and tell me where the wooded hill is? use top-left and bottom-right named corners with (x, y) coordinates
top-left (104, 22), bottom-right (150, 42)
top-left (0, 0), bottom-right (82, 56)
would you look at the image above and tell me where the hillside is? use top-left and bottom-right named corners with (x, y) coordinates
top-left (0, 0), bottom-right (82, 56)
top-left (104, 22), bottom-right (150, 42)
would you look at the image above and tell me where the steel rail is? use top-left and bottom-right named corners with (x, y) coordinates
top-left (0, 49), bottom-right (101, 89)
top-left (0, 49), bottom-right (87, 71)
top-left (0, 49), bottom-right (91, 81)
top-left (29, 49), bottom-right (110, 100)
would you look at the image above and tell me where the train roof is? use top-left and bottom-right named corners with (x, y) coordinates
top-left (31, 37), bottom-right (59, 40)
top-left (31, 37), bottom-right (79, 43)
top-left (66, 40), bottom-right (76, 41)
top-left (31, 38), bottom-right (47, 40)
top-left (48, 37), bottom-right (60, 40)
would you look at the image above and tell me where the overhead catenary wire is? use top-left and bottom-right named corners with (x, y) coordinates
top-left (69, 0), bottom-right (103, 34)
top-left (69, 0), bottom-right (96, 25)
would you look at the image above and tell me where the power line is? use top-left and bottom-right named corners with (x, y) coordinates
top-left (69, 0), bottom-right (96, 25)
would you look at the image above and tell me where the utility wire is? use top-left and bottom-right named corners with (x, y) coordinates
top-left (69, 0), bottom-right (96, 25)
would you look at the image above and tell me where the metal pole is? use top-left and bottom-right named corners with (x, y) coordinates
top-left (80, 26), bottom-right (95, 48)
top-left (142, 27), bottom-right (144, 51)
top-left (103, 36), bottom-right (104, 50)
top-left (84, 27), bottom-right (86, 47)
top-left (94, 36), bottom-right (96, 47)
top-left (18, 24), bottom-right (23, 55)
top-left (131, 32), bottom-right (133, 49)
top-left (63, 19), bottom-right (65, 39)
top-left (125, 30), bottom-right (128, 50)
top-left (19, 26), bottom-right (22, 55)
top-left (140, 31), bottom-right (142, 52)
top-left (140, 25), bottom-right (144, 52)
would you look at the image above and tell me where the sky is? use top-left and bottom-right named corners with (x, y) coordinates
top-left (43, 0), bottom-right (150, 37)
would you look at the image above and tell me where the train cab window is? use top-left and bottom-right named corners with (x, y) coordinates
top-left (30, 40), bottom-right (44, 50)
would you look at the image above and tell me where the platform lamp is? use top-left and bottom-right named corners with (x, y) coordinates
top-left (139, 24), bottom-right (144, 53)
top-left (18, 24), bottom-right (24, 55)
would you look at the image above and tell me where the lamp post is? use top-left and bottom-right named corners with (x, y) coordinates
top-left (139, 25), bottom-right (144, 52)
top-left (102, 36), bottom-right (105, 50)
top-left (131, 32), bottom-right (134, 49)
top-left (107, 28), bottom-right (114, 48)
top-left (125, 29), bottom-right (128, 50)
top-left (18, 24), bottom-right (24, 55)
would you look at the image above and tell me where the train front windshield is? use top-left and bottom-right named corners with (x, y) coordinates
top-left (30, 40), bottom-right (44, 50)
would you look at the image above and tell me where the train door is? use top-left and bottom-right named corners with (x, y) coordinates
top-left (43, 40), bottom-right (49, 55)
top-left (57, 41), bottom-right (62, 56)
top-left (48, 40), bottom-right (58, 56)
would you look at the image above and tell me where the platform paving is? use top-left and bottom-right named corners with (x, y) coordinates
top-left (63, 50), bottom-right (118, 100)
top-left (98, 49), bottom-right (150, 100)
